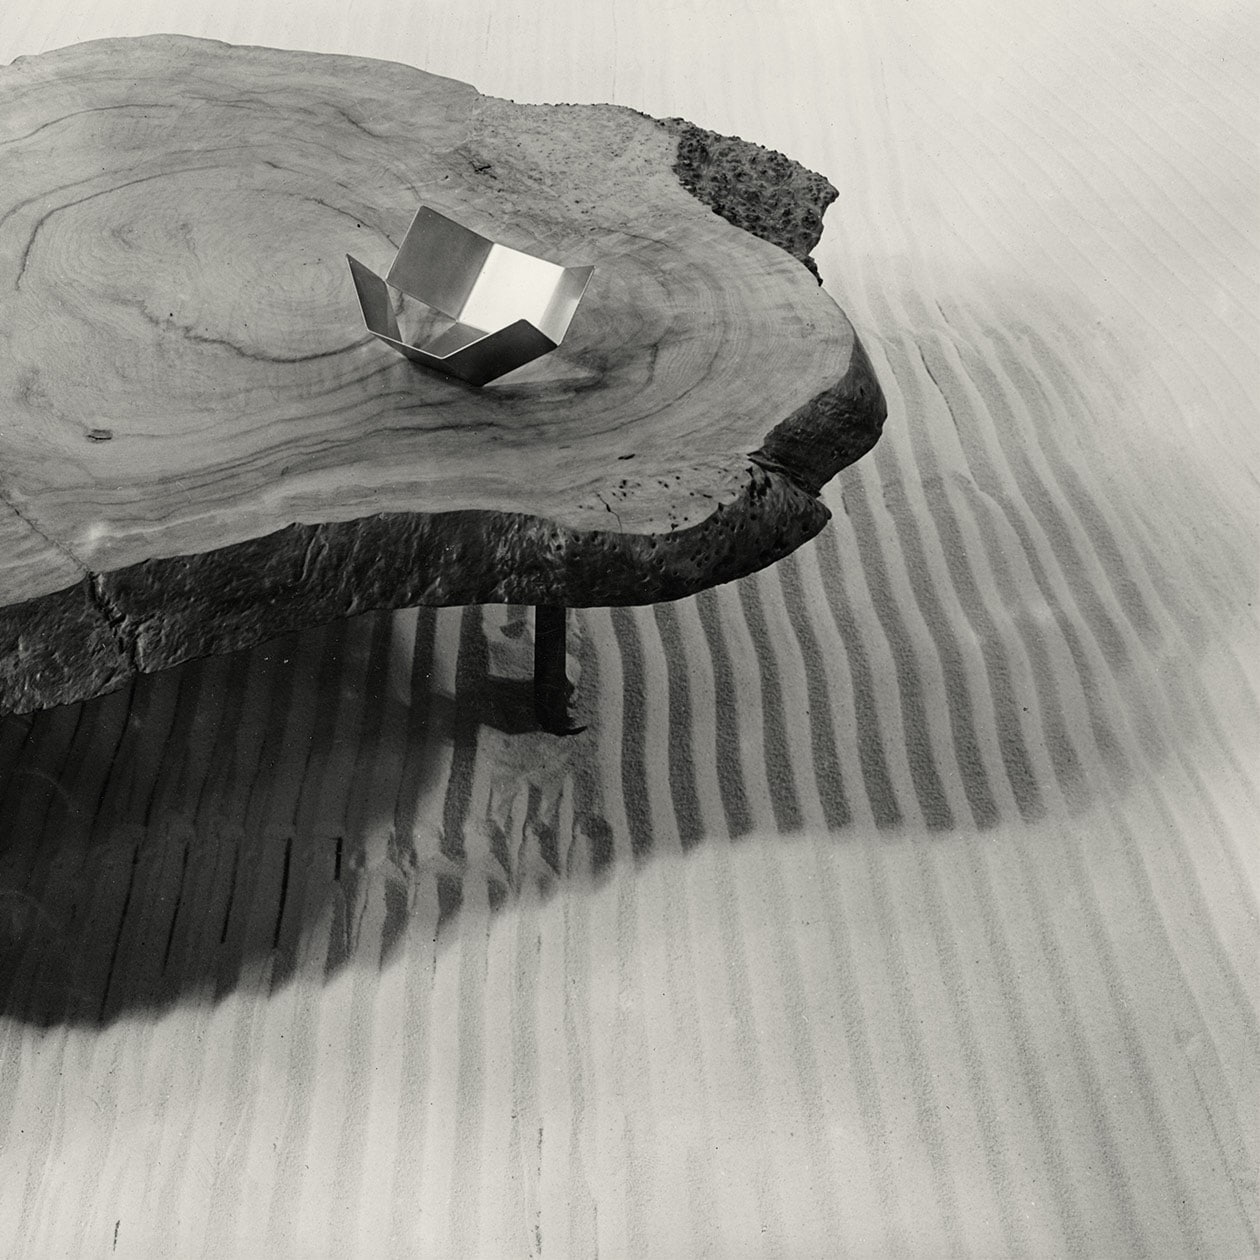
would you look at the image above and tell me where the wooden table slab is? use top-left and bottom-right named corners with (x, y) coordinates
top-left (0, 35), bottom-right (883, 717)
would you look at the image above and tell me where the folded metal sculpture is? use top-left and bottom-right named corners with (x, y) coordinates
top-left (347, 206), bottom-right (594, 386)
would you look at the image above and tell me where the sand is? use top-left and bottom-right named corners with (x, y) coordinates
top-left (0, 0), bottom-right (1256, 1255)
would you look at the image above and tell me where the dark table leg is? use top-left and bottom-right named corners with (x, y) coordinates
top-left (533, 605), bottom-right (578, 734)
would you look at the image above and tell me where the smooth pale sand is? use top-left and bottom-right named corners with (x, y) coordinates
top-left (0, 1), bottom-right (1256, 1257)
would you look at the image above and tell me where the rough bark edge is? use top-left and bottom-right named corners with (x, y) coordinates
top-left (1, 106), bottom-right (886, 716)
top-left (0, 463), bottom-right (826, 711)
top-left (658, 118), bottom-right (838, 280)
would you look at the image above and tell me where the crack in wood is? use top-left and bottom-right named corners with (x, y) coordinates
top-left (89, 574), bottom-right (139, 675)
top-left (0, 484), bottom-right (88, 576)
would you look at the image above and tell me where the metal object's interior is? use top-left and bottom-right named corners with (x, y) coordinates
top-left (347, 207), bottom-right (593, 386)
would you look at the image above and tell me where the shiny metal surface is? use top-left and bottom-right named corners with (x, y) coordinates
top-left (347, 206), bottom-right (593, 386)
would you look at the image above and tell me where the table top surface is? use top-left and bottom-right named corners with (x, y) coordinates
top-left (0, 36), bottom-right (879, 610)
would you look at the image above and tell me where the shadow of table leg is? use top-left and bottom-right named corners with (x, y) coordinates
top-left (533, 605), bottom-right (583, 735)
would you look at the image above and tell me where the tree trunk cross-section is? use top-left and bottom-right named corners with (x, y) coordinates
top-left (0, 35), bottom-right (886, 716)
